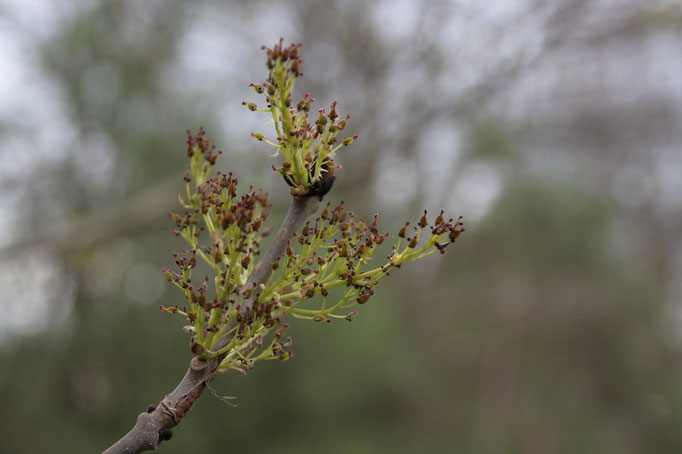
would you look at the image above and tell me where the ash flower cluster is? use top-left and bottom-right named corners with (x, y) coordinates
top-left (162, 128), bottom-right (279, 372)
top-left (245, 38), bottom-right (356, 199)
top-left (160, 41), bottom-right (464, 375)
top-left (259, 204), bottom-right (464, 325)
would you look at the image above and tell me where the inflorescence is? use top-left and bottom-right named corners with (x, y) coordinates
top-left (160, 41), bottom-right (464, 374)
top-left (244, 38), bottom-right (357, 200)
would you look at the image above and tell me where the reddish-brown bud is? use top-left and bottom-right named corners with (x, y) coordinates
top-left (449, 229), bottom-right (462, 242)
top-left (221, 210), bottom-right (235, 229)
top-left (241, 255), bottom-right (251, 269)
top-left (418, 211), bottom-right (428, 228)
top-left (357, 291), bottom-right (373, 304)
top-left (369, 214), bottom-right (379, 234)
top-left (434, 210), bottom-right (445, 225)
top-left (190, 337), bottom-right (205, 355)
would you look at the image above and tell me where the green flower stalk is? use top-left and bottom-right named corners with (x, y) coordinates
top-left (161, 40), bottom-right (464, 375)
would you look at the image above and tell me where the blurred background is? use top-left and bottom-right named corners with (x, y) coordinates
top-left (1, 0), bottom-right (682, 452)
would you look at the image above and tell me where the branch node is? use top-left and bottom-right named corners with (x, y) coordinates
top-left (159, 401), bottom-right (180, 425)
top-left (190, 357), bottom-right (208, 371)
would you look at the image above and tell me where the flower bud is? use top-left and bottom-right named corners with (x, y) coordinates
top-left (449, 229), bottom-right (462, 242)
top-left (241, 255), bottom-right (251, 269)
top-left (357, 290), bottom-right (373, 304)
top-left (369, 214), bottom-right (379, 234)
top-left (190, 336), bottom-right (205, 355)
top-left (398, 222), bottom-right (409, 238)
top-left (418, 211), bottom-right (428, 228)
top-left (221, 210), bottom-right (234, 229)
top-left (434, 210), bottom-right (445, 225)
top-left (300, 284), bottom-right (315, 298)
top-left (336, 116), bottom-right (349, 130)
top-left (341, 135), bottom-right (358, 146)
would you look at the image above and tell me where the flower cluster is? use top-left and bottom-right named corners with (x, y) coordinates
top-left (245, 38), bottom-right (357, 199)
top-left (161, 128), bottom-right (280, 372)
top-left (160, 41), bottom-right (464, 375)
top-left (259, 205), bottom-right (464, 324)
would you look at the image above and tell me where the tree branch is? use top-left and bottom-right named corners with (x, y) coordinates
top-left (101, 195), bottom-right (319, 454)
top-left (247, 195), bottom-right (320, 302)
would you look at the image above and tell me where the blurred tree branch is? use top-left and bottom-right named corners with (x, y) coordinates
top-left (0, 176), bottom-right (180, 257)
